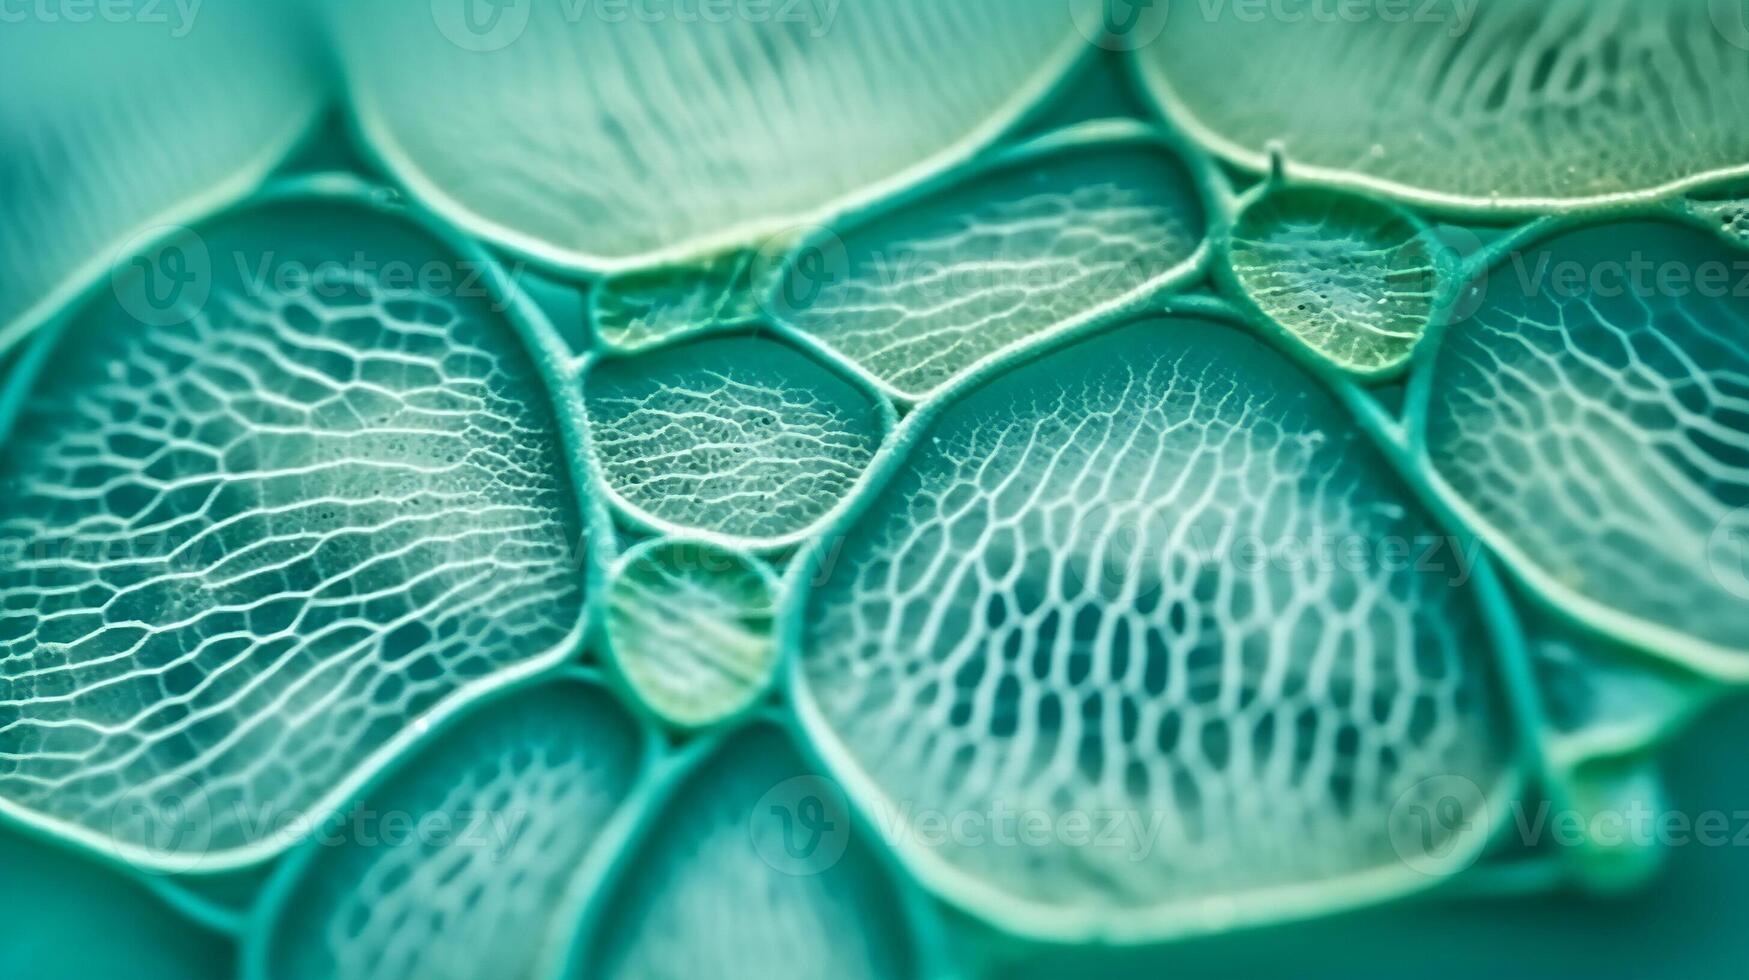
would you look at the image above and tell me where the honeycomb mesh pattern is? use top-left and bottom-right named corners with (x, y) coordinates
top-left (796, 318), bottom-right (1511, 916)
top-left (0, 203), bottom-right (585, 863)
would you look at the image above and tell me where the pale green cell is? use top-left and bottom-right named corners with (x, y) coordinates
top-left (0, 191), bottom-right (590, 870)
top-left (0, 3), bottom-right (324, 350)
top-left (250, 677), bottom-right (647, 980)
top-left (590, 252), bottom-right (762, 354)
top-left (605, 539), bottom-right (779, 729)
top-left (793, 316), bottom-right (1515, 941)
top-left (583, 335), bottom-right (888, 549)
top-left (4, 1), bottom-right (1747, 965)
top-left (332, 0), bottom-right (1092, 272)
top-left (1136, 0), bottom-right (1749, 213)
top-left (1227, 186), bottom-right (1440, 376)
top-left (774, 129), bottom-right (1208, 400)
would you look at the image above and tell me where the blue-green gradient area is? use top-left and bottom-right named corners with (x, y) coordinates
top-left (0, 828), bottom-right (231, 979)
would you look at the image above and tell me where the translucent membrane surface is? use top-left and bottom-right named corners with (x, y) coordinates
top-left (774, 132), bottom-right (1207, 399)
top-left (1422, 221), bottom-right (1749, 674)
top-left (1137, 0), bottom-right (1749, 212)
top-left (795, 316), bottom-right (1513, 938)
top-left (0, 4), bottom-right (324, 348)
top-left (605, 539), bottom-right (778, 729)
top-left (0, 195), bottom-right (588, 867)
top-left (584, 335), bottom-right (886, 548)
top-left (1228, 186), bottom-right (1439, 375)
top-left (590, 254), bottom-right (762, 354)
top-left (334, 0), bottom-right (1088, 271)
top-left (579, 725), bottom-right (919, 980)
top-left (254, 678), bottom-right (645, 980)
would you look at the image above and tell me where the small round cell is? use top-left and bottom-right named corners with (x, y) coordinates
top-left (1228, 186), bottom-right (1439, 376)
top-left (605, 539), bottom-right (779, 729)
